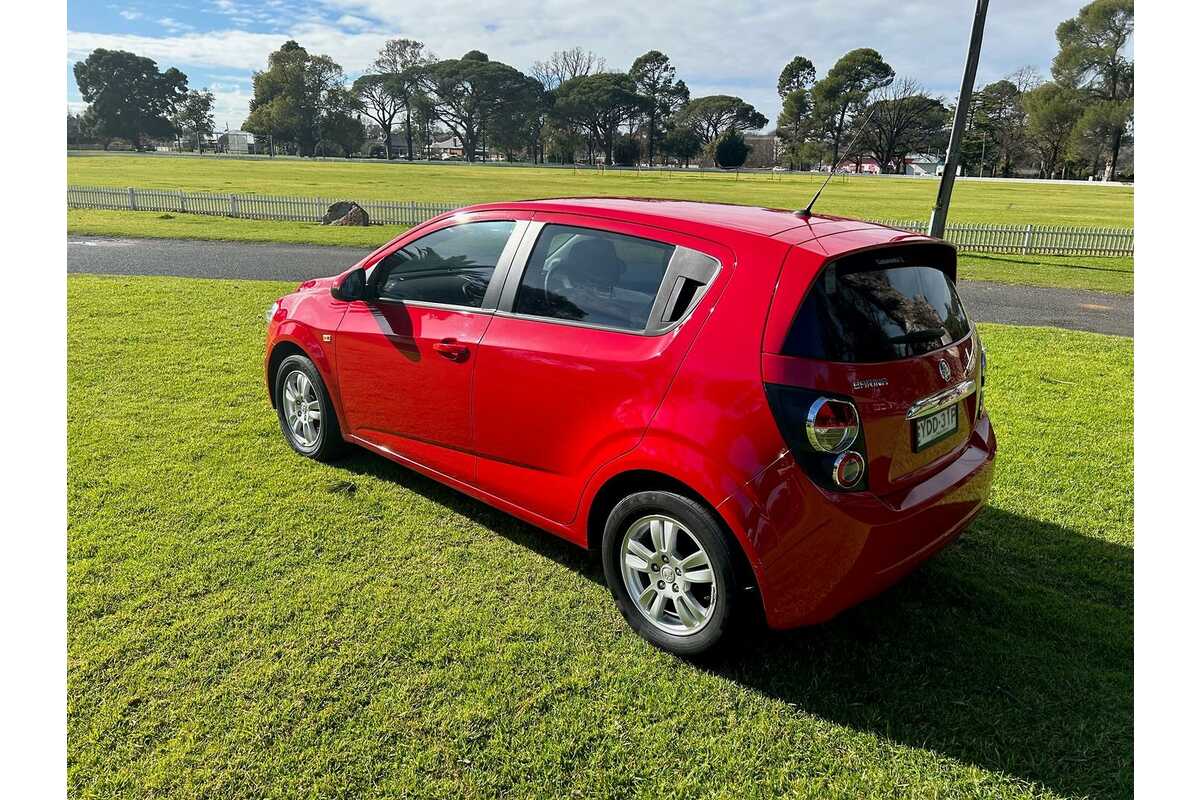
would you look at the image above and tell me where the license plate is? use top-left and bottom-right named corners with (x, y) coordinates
top-left (912, 404), bottom-right (959, 451)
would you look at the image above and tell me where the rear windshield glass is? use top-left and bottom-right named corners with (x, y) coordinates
top-left (783, 261), bottom-right (970, 362)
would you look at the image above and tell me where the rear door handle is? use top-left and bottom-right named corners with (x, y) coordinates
top-left (432, 340), bottom-right (470, 362)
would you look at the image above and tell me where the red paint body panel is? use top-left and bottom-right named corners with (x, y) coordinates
top-left (264, 198), bottom-right (998, 630)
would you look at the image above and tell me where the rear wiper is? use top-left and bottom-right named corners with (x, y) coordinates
top-left (887, 327), bottom-right (945, 344)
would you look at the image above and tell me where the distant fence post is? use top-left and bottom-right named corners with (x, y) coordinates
top-left (128, 187), bottom-right (137, 211)
top-left (229, 194), bottom-right (239, 218)
top-left (1022, 224), bottom-right (1033, 255)
top-left (178, 190), bottom-right (186, 214)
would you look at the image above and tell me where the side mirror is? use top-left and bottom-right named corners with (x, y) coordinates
top-left (331, 268), bottom-right (367, 301)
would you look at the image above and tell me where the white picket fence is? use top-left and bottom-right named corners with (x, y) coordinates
top-left (67, 185), bottom-right (1133, 256)
top-left (871, 218), bottom-right (1133, 257)
top-left (67, 185), bottom-right (456, 227)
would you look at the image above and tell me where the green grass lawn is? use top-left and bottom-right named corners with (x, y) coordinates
top-left (69, 154), bottom-right (1132, 227)
top-left (67, 209), bottom-right (1134, 294)
top-left (68, 274), bottom-right (1132, 799)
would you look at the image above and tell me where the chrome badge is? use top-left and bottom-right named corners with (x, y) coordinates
top-left (852, 378), bottom-right (889, 390)
top-left (938, 360), bottom-right (952, 381)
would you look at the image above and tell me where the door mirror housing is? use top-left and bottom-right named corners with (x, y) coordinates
top-left (331, 268), bottom-right (367, 301)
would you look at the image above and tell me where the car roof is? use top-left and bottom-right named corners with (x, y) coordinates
top-left (459, 197), bottom-right (806, 236)
top-left (451, 197), bottom-right (939, 256)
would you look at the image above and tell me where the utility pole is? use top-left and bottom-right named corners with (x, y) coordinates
top-left (928, 0), bottom-right (989, 238)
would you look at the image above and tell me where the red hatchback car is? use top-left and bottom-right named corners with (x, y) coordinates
top-left (264, 198), bottom-right (996, 655)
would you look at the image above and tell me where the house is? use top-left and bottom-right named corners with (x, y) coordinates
top-left (428, 136), bottom-right (466, 159)
top-left (217, 131), bottom-right (251, 155)
top-left (834, 157), bottom-right (882, 174)
top-left (742, 135), bottom-right (780, 168)
top-left (904, 153), bottom-right (944, 176)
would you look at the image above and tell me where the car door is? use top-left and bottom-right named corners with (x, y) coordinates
top-left (471, 213), bottom-right (729, 524)
top-left (335, 212), bottom-right (529, 483)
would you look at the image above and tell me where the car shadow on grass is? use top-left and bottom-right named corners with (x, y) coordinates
top-left (337, 450), bottom-right (1132, 799)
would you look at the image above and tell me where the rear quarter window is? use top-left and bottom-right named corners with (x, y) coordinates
top-left (784, 247), bottom-right (971, 362)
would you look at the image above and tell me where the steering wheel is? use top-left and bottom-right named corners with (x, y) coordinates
top-left (461, 272), bottom-right (488, 304)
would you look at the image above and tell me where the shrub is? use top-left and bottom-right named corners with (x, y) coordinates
top-left (712, 130), bottom-right (750, 168)
top-left (613, 134), bottom-right (642, 167)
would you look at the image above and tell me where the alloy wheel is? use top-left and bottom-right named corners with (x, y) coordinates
top-left (282, 369), bottom-right (322, 449)
top-left (619, 514), bottom-right (717, 636)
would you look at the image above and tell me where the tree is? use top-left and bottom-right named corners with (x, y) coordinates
top-left (612, 133), bottom-right (642, 167)
top-left (419, 52), bottom-right (537, 162)
top-left (488, 76), bottom-right (548, 161)
top-left (352, 74), bottom-right (404, 158)
top-left (777, 56), bottom-right (816, 98)
top-left (73, 49), bottom-right (188, 149)
top-left (679, 95), bottom-right (768, 162)
top-left (530, 47), bottom-right (606, 90)
top-left (316, 85), bottom-right (365, 156)
top-left (858, 78), bottom-right (947, 173)
top-left (810, 48), bottom-right (895, 167)
top-left (1053, 0), bottom-right (1133, 180)
top-left (662, 125), bottom-right (702, 167)
top-left (553, 72), bottom-right (646, 164)
top-left (243, 41), bottom-right (346, 156)
top-left (971, 77), bottom-right (1032, 176)
top-left (532, 48), bottom-right (607, 163)
top-left (371, 38), bottom-right (435, 160)
top-left (712, 130), bottom-right (750, 168)
top-left (630, 50), bottom-right (689, 165)
top-left (67, 112), bottom-right (83, 146)
top-left (776, 55), bottom-right (818, 170)
top-left (174, 89), bottom-right (215, 152)
top-left (777, 90), bottom-right (813, 169)
top-left (1023, 83), bottom-right (1084, 178)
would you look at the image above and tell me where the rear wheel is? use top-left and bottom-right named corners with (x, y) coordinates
top-left (602, 491), bottom-right (740, 656)
top-left (274, 354), bottom-right (345, 461)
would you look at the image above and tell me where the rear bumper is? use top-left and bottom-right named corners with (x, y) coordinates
top-left (741, 411), bottom-right (996, 629)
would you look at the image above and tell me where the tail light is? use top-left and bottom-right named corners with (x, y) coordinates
top-left (832, 451), bottom-right (866, 488)
top-left (806, 398), bottom-right (860, 453)
top-left (764, 384), bottom-right (868, 492)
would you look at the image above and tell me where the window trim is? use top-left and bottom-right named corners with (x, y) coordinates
top-left (363, 217), bottom-right (530, 312)
top-left (495, 219), bottom-right (722, 337)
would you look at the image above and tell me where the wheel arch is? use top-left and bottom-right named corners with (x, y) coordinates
top-left (585, 469), bottom-right (761, 600)
top-left (266, 340), bottom-right (309, 407)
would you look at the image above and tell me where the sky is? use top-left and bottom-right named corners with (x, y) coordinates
top-left (67, 0), bottom-right (1089, 133)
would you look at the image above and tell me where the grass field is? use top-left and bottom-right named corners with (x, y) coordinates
top-left (68, 274), bottom-right (1132, 799)
top-left (69, 154), bottom-right (1133, 228)
top-left (66, 209), bottom-right (1135, 294)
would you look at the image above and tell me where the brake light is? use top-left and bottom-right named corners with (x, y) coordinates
top-left (832, 451), bottom-right (866, 488)
top-left (806, 398), bottom-right (861, 453)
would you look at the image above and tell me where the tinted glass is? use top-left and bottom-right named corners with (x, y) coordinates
top-left (784, 264), bottom-right (971, 362)
top-left (513, 224), bottom-right (675, 331)
top-left (372, 221), bottom-right (515, 307)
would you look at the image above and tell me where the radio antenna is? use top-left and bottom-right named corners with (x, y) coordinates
top-left (797, 104), bottom-right (878, 218)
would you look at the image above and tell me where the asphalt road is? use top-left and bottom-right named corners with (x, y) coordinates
top-left (67, 236), bottom-right (1133, 337)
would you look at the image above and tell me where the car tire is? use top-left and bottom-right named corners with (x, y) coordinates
top-left (602, 490), bottom-right (740, 656)
top-left (274, 354), bottom-right (346, 462)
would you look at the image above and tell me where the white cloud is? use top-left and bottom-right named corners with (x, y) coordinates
top-left (158, 17), bottom-right (195, 33)
top-left (335, 14), bottom-right (372, 31)
top-left (118, 9), bottom-right (142, 20)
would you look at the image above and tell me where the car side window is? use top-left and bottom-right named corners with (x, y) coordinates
top-left (372, 220), bottom-right (515, 308)
top-left (513, 224), bottom-right (676, 332)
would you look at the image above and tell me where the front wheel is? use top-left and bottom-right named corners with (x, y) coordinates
top-left (602, 491), bottom-right (740, 656)
top-left (274, 354), bottom-right (346, 461)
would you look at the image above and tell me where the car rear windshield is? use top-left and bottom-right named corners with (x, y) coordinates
top-left (782, 248), bottom-right (970, 363)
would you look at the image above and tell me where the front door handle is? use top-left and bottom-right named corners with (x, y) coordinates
top-left (432, 339), bottom-right (470, 362)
